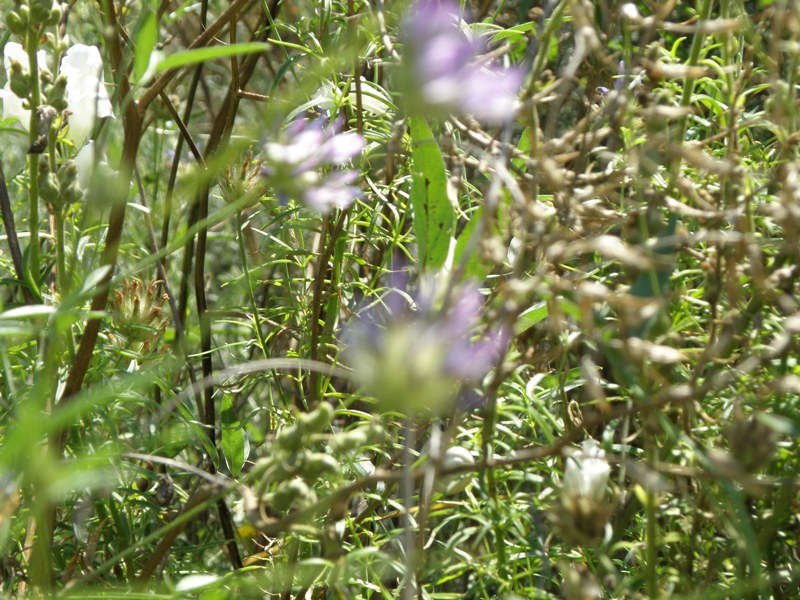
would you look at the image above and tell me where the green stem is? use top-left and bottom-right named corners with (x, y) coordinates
top-left (26, 24), bottom-right (43, 289)
top-left (54, 209), bottom-right (66, 295)
top-left (236, 210), bottom-right (269, 358)
top-left (646, 438), bottom-right (658, 598)
top-left (675, 0), bottom-right (715, 144)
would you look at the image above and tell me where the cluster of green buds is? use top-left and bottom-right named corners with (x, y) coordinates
top-left (253, 404), bottom-right (384, 515)
top-left (37, 157), bottom-right (81, 212)
top-left (4, 1), bottom-right (68, 110)
top-left (4, 1), bottom-right (62, 37)
top-left (108, 279), bottom-right (170, 357)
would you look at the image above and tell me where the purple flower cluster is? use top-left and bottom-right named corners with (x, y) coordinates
top-left (261, 118), bottom-right (364, 213)
top-left (402, 0), bottom-right (523, 123)
top-left (345, 276), bottom-right (508, 415)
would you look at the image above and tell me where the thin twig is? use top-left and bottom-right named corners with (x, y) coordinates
top-left (0, 162), bottom-right (35, 304)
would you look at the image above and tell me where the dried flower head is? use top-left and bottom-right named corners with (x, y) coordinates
top-left (109, 278), bottom-right (169, 355)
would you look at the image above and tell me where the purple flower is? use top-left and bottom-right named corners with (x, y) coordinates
top-left (615, 60), bottom-right (627, 92)
top-left (261, 118), bottom-right (364, 213)
top-left (402, 0), bottom-right (523, 123)
top-left (344, 276), bottom-right (508, 415)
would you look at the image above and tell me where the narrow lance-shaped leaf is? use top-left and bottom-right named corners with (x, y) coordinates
top-left (221, 394), bottom-right (248, 477)
top-left (155, 42), bottom-right (270, 73)
top-left (409, 116), bottom-right (454, 271)
top-left (134, 11), bottom-right (158, 83)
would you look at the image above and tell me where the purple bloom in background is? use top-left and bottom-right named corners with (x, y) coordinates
top-left (344, 276), bottom-right (508, 416)
top-left (615, 60), bottom-right (627, 92)
top-left (402, 0), bottom-right (523, 123)
top-left (260, 118), bottom-right (364, 213)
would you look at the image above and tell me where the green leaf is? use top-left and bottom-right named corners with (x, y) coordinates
top-left (409, 116), bottom-right (454, 271)
top-left (452, 207), bottom-right (491, 280)
top-left (0, 305), bottom-right (55, 320)
top-left (134, 10), bottom-right (158, 83)
top-left (155, 42), bottom-right (270, 73)
top-left (515, 302), bottom-right (549, 334)
top-left (221, 394), bottom-right (248, 477)
top-left (630, 214), bottom-right (678, 299)
top-left (512, 126), bottom-right (532, 172)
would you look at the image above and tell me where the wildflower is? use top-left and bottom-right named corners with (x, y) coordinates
top-left (563, 439), bottom-right (611, 501)
top-left (260, 118), bottom-right (364, 213)
top-left (59, 44), bottom-right (113, 146)
top-left (74, 140), bottom-right (116, 190)
top-left (401, 0), bottom-right (523, 123)
top-left (0, 42), bottom-right (48, 129)
top-left (439, 446), bottom-right (475, 495)
top-left (553, 439), bottom-right (612, 544)
top-left (344, 276), bottom-right (507, 416)
top-left (0, 42), bottom-right (113, 146)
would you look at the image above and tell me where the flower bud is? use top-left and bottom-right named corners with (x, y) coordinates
top-left (38, 160), bottom-right (60, 208)
top-left (554, 439), bottom-right (613, 545)
top-left (29, 0), bottom-right (56, 23)
top-left (563, 439), bottom-right (610, 502)
top-left (277, 422), bottom-right (303, 452)
top-left (8, 61), bottom-right (32, 100)
top-left (58, 160), bottom-right (82, 205)
top-left (47, 2), bottom-right (62, 26)
top-left (300, 452), bottom-right (339, 481)
top-left (438, 446), bottom-right (475, 495)
top-left (298, 402), bottom-right (334, 434)
top-left (4, 11), bottom-right (26, 35)
top-left (18, 5), bottom-right (30, 25)
top-left (330, 427), bottom-right (369, 454)
top-left (270, 478), bottom-right (315, 512)
top-left (47, 74), bottom-right (68, 111)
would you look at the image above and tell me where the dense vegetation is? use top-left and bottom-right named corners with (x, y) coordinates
top-left (1, 0), bottom-right (799, 597)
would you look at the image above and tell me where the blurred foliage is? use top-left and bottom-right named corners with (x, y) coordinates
top-left (0, 0), bottom-right (799, 598)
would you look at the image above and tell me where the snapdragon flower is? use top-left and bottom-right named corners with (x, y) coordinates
top-left (260, 118), bottom-right (364, 213)
top-left (402, 0), bottom-right (523, 123)
top-left (0, 42), bottom-right (112, 146)
top-left (344, 276), bottom-right (508, 416)
top-left (59, 44), bottom-right (114, 146)
top-left (563, 439), bottom-right (611, 502)
top-left (0, 42), bottom-right (48, 129)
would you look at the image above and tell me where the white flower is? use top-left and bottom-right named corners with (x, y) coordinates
top-left (439, 446), bottom-right (475, 495)
top-left (0, 42), bottom-right (112, 146)
top-left (60, 44), bottom-right (113, 145)
top-left (73, 141), bottom-right (115, 190)
top-left (0, 42), bottom-right (48, 128)
top-left (563, 439), bottom-right (611, 501)
top-left (174, 573), bottom-right (219, 592)
top-left (621, 3), bottom-right (642, 21)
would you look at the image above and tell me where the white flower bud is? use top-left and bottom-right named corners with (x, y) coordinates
top-left (621, 3), bottom-right (641, 21)
top-left (563, 439), bottom-right (610, 502)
